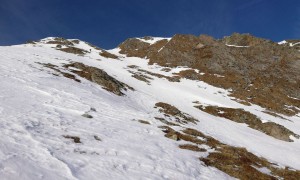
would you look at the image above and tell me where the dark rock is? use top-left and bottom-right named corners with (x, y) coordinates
top-left (155, 102), bottom-right (198, 124)
top-left (94, 135), bottom-right (101, 141)
top-left (63, 135), bottom-right (81, 143)
top-left (82, 113), bottom-right (93, 119)
top-left (64, 62), bottom-right (134, 96)
top-left (90, 107), bottom-right (96, 112)
top-left (46, 37), bottom-right (74, 46)
top-left (99, 50), bottom-right (118, 59)
top-left (59, 47), bottom-right (88, 55)
top-left (194, 105), bottom-right (299, 142)
top-left (221, 33), bottom-right (271, 46)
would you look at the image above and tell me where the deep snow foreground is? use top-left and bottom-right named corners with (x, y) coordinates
top-left (0, 38), bottom-right (299, 179)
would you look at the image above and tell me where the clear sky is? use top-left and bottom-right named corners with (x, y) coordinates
top-left (0, 0), bottom-right (299, 49)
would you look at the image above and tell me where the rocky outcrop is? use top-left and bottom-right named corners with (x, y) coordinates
top-left (46, 37), bottom-right (75, 46)
top-left (63, 135), bottom-right (81, 143)
top-left (154, 102), bottom-right (300, 179)
top-left (119, 36), bottom-right (169, 58)
top-left (126, 65), bottom-right (180, 83)
top-left (32, 37), bottom-right (103, 56)
top-left (221, 33), bottom-right (271, 46)
top-left (64, 62), bottom-right (133, 96)
top-left (160, 126), bottom-right (300, 180)
top-left (99, 50), bottom-right (119, 59)
top-left (155, 102), bottom-right (198, 124)
top-left (38, 62), bottom-right (133, 97)
top-left (194, 105), bottom-right (299, 142)
top-left (59, 47), bottom-right (88, 55)
top-left (38, 62), bottom-right (81, 82)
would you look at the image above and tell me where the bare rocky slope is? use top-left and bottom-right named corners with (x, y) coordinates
top-left (119, 33), bottom-right (300, 116)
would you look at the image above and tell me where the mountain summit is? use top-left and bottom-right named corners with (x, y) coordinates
top-left (0, 34), bottom-right (299, 179)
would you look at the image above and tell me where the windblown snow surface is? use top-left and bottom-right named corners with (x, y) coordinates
top-left (0, 38), bottom-right (299, 180)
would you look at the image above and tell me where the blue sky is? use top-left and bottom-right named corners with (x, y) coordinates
top-left (0, 0), bottom-right (299, 48)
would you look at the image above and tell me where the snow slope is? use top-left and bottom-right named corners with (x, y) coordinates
top-left (0, 38), bottom-right (299, 179)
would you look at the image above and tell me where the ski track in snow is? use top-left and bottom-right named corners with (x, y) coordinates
top-left (0, 42), bottom-right (299, 179)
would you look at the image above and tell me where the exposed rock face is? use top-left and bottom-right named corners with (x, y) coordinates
top-left (33, 37), bottom-right (103, 56)
top-left (45, 37), bottom-right (75, 46)
top-left (160, 126), bottom-right (300, 180)
top-left (155, 102), bottom-right (198, 124)
top-left (38, 62), bottom-right (133, 96)
top-left (119, 33), bottom-right (300, 116)
top-left (63, 135), bottom-right (81, 143)
top-left (59, 47), bottom-right (88, 55)
top-left (194, 105), bottom-right (299, 141)
top-left (119, 37), bottom-right (169, 58)
top-left (38, 62), bottom-right (81, 82)
top-left (198, 34), bottom-right (217, 46)
top-left (99, 50), bottom-right (118, 59)
top-left (64, 62), bottom-right (133, 96)
top-left (221, 33), bottom-right (271, 46)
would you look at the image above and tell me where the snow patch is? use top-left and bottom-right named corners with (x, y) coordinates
top-left (226, 44), bottom-right (249, 48)
top-left (137, 37), bottom-right (171, 45)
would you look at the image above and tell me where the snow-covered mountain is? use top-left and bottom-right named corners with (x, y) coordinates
top-left (0, 35), bottom-right (299, 180)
